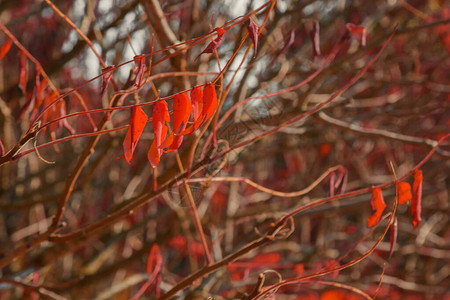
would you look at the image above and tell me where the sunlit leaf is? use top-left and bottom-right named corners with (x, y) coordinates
top-left (123, 105), bottom-right (148, 164)
top-left (195, 28), bottom-right (226, 61)
top-left (398, 181), bottom-right (412, 204)
top-left (367, 188), bottom-right (386, 228)
top-left (0, 38), bottom-right (12, 60)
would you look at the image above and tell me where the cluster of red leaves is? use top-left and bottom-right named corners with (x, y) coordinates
top-left (366, 170), bottom-right (424, 258)
top-left (123, 83), bottom-right (218, 168)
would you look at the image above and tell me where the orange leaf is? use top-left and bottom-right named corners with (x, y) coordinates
top-left (398, 181), bottom-right (412, 204)
top-left (123, 106), bottom-right (148, 163)
top-left (411, 169), bottom-right (423, 228)
top-left (202, 83), bottom-right (218, 124)
top-left (0, 38), bottom-right (12, 60)
top-left (182, 86), bottom-right (203, 135)
top-left (367, 188), bottom-right (386, 228)
top-left (148, 100), bottom-right (170, 168)
top-left (165, 92), bottom-right (192, 152)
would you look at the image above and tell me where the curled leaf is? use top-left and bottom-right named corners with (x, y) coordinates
top-left (0, 38), bottom-right (13, 60)
top-left (247, 19), bottom-right (260, 58)
top-left (411, 169), bottom-right (423, 228)
top-left (195, 28), bottom-right (226, 61)
top-left (398, 181), bottom-right (412, 204)
top-left (346, 23), bottom-right (367, 47)
top-left (133, 55), bottom-right (146, 87)
top-left (123, 106), bottom-right (148, 164)
top-left (389, 217), bottom-right (398, 258)
top-left (101, 65), bottom-right (115, 96)
top-left (367, 188), bottom-right (386, 228)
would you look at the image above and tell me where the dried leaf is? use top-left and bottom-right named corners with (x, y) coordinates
top-left (411, 169), bottom-right (423, 228)
top-left (247, 19), bottom-right (260, 58)
top-left (133, 55), bottom-right (146, 87)
top-left (101, 65), bottom-right (115, 96)
top-left (148, 100), bottom-right (170, 168)
top-left (367, 188), bottom-right (386, 228)
top-left (398, 181), bottom-right (412, 204)
top-left (346, 23), bottom-right (367, 47)
top-left (389, 217), bottom-right (398, 258)
top-left (123, 106), bottom-right (148, 163)
top-left (310, 20), bottom-right (321, 58)
top-left (195, 28), bottom-right (226, 61)
top-left (0, 38), bottom-right (12, 60)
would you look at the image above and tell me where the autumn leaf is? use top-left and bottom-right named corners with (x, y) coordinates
top-left (101, 65), bottom-right (115, 96)
top-left (123, 105), bottom-right (148, 164)
top-left (389, 217), bottom-right (398, 258)
top-left (346, 23), bottom-right (366, 47)
top-left (411, 169), bottom-right (423, 228)
top-left (195, 28), bottom-right (226, 61)
top-left (130, 244), bottom-right (163, 300)
top-left (367, 187), bottom-right (386, 228)
top-left (247, 19), bottom-right (260, 58)
top-left (148, 100), bottom-right (170, 168)
top-left (269, 29), bottom-right (295, 67)
top-left (0, 38), bottom-right (12, 60)
top-left (133, 54), bottom-right (146, 87)
top-left (398, 181), bottom-right (412, 204)
top-left (181, 86), bottom-right (203, 135)
top-left (201, 83), bottom-right (218, 125)
top-left (164, 92), bottom-right (192, 152)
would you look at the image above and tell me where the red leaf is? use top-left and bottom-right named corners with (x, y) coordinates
top-left (148, 100), bottom-right (170, 168)
top-left (367, 188), bottom-right (386, 228)
top-left (181, 86), bottom-right (204, 135)
top-left (146, 244), bottom-right (163, 276)
top-left (310, 20), bottom-right (321, 58)
top-left (133, 55), bottom-right (146, 87)
top-left (0, 137), bottom-right (5, 156)
top-left (247, 19), bottom-right (260, 58)
top-left (195, 28), bottom-right (226, 61)
top-left (123, 105), bottom-right (148, 163)
top-left (131, 245), bottom-right (163, 300)
top-left (18, 51), bottom-right (27, 96)
top-left (398, 181), bottom-right (412, 204)
top-left (101, 65), bottom-right (115, 96)
top-left (164, 92), bottom-right (193, 152)
top-left (201, 83), bottom-right (218, 124)
top-left (346, 23), bottom-right (367, 47)
top-left (389, 217), bottom-right (398, 258)
top-left (0, 38), bottom-right (12, 60)
top-left (411, 169), bottom-right (423, 228)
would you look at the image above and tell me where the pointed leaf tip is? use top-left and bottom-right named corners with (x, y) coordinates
top-left (195, 28), bottom-right (226, 61)
top-left (247, 19), bottom-right (260, 58)
top-left (0, 38), bottom-right (13, 61)
top-left (123, 106), bottom-right (148, 163)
